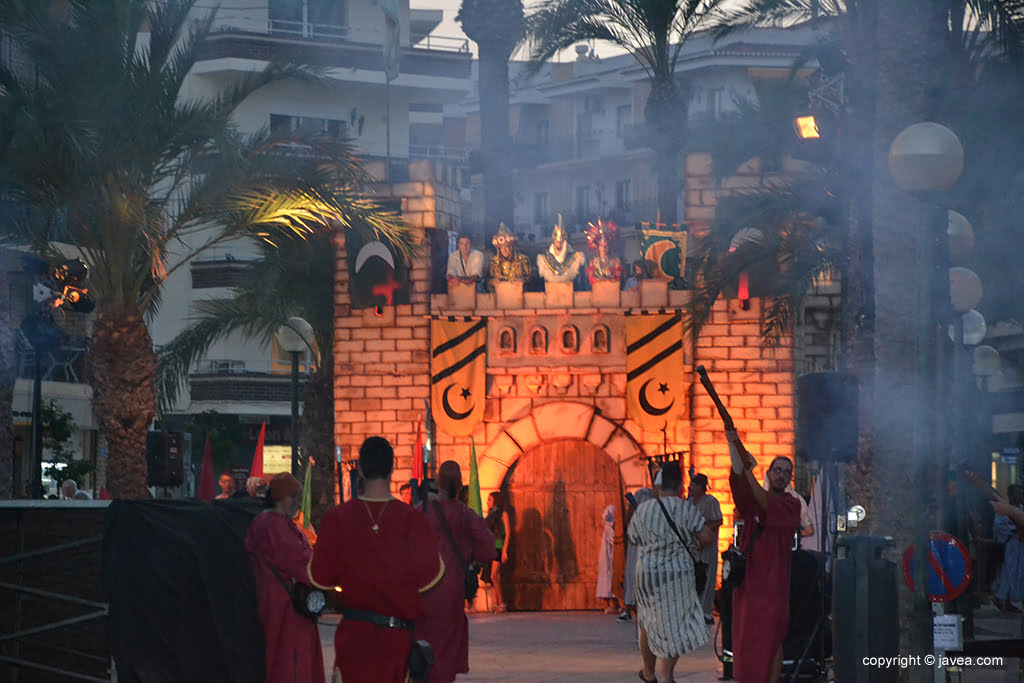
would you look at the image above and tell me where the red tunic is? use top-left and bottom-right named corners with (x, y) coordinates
top-left (729, 471), bottom-right (801, 683)
top-left (246, 511), bottom-right (326, 683)
top-left (417, 499), bottom-right (497, 683)
top-left (309, 499), bottom-right (443, 683)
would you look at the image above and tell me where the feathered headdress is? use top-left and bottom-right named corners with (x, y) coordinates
top-left (551, 214), bottom-right (568, 243)
top-left (585, 218), bottom-right (618, 252)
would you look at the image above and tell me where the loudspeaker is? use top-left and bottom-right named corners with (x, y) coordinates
top-left (796, 372), bottom-right (858, 463)
top-left (147, 431), bottom-right (184, 487)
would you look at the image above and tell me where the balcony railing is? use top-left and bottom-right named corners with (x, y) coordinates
top-left (409, 144), bottom-right (467, 162)
top-left (268, 19), bottom-right (349, 40)
top-left (191, 359), bottom-right (315, 377)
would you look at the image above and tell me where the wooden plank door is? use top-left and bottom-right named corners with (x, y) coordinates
top-left (503, 440), bottom-right (622, 610)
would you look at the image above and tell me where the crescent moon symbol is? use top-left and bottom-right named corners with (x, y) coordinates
top-left (355, 241), bottom-right (396, 273)
top-left (442, 384), bottom-right (474, 421)
top-left (638, 378), bottom-right (674, 416)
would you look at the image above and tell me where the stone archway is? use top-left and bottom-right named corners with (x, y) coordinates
top-left (471, 401), bottom-right (650, 611)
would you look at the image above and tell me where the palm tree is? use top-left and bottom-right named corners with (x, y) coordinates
top-left (687, 179), bottom-right (845, 349)
top-left (0, 0), bottom-right (408, 498)
top-left (457, 0), bottom-right (525, 232)
top-left (157, 228), bottom-right (338, 523)
top-left (526, 0), bottom-right (724, 222)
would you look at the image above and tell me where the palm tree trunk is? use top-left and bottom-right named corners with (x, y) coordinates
top-left (478, 41), bottom-right (515, 230)
top-left (0, 265), bottom-right (15, 498)
top-left (645, 77), bottom-right (685, 223)
top-left (870, 0), bottom-right (950, 665)
top-left (89, 311), bottom-right (156, 499)
top-left (301, 359), bottom-right (334, 527)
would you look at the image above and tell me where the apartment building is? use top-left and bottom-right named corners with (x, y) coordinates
top-left (458, 25), bottom-right (823, 260)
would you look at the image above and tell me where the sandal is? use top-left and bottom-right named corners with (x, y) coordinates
top-left (638, 671), bottom-right (656, 683)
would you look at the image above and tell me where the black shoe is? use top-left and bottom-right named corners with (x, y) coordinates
top-left (705, 615), bottom-right (715, 625)
top-left (617, 610), bottom-right (631, 622)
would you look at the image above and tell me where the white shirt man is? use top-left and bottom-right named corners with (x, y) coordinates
top-left (446, 234), bottom-right (484, 287)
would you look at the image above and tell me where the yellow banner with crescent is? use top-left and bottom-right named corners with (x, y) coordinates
top-left (625, 313), bottom-right (684, 431)
top-left (431, 319), bottom-right (487, 437)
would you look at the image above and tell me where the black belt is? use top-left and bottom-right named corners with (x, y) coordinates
top-left (341, 607), bottom-right (414, 631)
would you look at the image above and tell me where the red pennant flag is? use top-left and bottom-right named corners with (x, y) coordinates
top-left (251, 422), bottom-right (266, 479)
top-left (198, 436), bottom-right (215, 501)
top-left (412, 418), bottom-right (424, 482)
top-left (99, 487), bottom-right (112, 500)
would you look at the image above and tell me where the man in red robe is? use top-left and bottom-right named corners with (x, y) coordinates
top-left (310, 437), bottom-right (444, 683)
top-left (417, 461), bottom-right (496, 683)
top-left (727, 430), bottom-right (801, 683)
top-left (246, 472), bottom-right (325, 683)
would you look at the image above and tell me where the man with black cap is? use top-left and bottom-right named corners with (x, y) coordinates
top-left (246, 472), bottom-right (325, 683)
top-left (310, 436), bottom-right (444, 683)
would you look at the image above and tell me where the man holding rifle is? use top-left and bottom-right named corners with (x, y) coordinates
top-left (697, 367), bottom-right (800, 683)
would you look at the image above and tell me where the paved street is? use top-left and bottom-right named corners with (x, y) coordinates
top-left (320, 611), bottom-right (724, 682)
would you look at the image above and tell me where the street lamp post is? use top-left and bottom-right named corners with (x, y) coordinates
top-left (275, 317), bottom-right (314, 477)
top-left (889, 122), bottom-right (965, 672)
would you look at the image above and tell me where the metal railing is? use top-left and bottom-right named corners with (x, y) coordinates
top-left (413, 34), bottom-right (471, 54)
top-left (408, 144), bottom-right (467, 162)
top-left (191, 359), bottom-right (314, 376)
top-left (268, 18), bottom-right (349, 40)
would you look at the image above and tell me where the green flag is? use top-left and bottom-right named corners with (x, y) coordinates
top-left (301, 458), bottom-right (313, 529)
top-left (468, 438), bottom-right (482, 516)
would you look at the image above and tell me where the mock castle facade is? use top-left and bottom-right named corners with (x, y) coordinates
top-left (333, 158), bottom-right (796, 611)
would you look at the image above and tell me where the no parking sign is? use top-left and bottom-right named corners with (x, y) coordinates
top-left (903, 531), bottom-right (972, 603)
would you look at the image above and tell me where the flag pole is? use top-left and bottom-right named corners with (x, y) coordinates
top-left (385, 76), bottom-right (391, 184)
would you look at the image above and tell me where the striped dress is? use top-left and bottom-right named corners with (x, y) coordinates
top-left (627, 496), bottom-right (710, 658)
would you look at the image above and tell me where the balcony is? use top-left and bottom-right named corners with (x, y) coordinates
top-left (198, 28), bottom-right (472, 80)
top-left (189, 360), bottom-right (311, 403)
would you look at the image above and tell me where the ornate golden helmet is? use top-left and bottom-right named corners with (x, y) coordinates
top-left (492, 222), bottom-right (516, 248)
top-left (551, 214), bottom-right (568, 243)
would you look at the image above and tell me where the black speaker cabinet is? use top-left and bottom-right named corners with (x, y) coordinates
top-left (796, 372), bottom-right (858, 463)
top-left (147, 431), bottom-right (184, 487)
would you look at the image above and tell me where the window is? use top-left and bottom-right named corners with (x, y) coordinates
top-left (530, 327), bottom-right (547, 353)
top-left (536, 120), bottom-right (550, 145)
top-left (592, 326), bottom-right (610, 353)
top-left (269, 114), bottom-right (347, 139)
top-left (560, 326), bottom-right (579, 353)
top-left (499, 328), bottom-right (516, 353)
top-left (709, 88), bottom-right (725, 120)
top-left (575, 186), bottom-right (590, 218)
top-left (615, 180), bottom-right (631, 211)
top-left (616, 105), bottom-right (632, 138)
top-left (533, 192), bottom-right (549, 223)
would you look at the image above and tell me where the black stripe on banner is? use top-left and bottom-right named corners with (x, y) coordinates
top-left (432, 319), bottom-right (487, 358)
top-left (432, 344), bottom-right (486, 384)
top-left (627, 340), bottom-right (682, 382)
top-left (626, 313), bottom-right (681, 355)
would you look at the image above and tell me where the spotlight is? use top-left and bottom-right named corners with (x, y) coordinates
top-left (794, 116), bottom-right (820, 140)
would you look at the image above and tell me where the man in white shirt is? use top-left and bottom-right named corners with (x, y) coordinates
top-left (446, 233), bottom-right (484, 289)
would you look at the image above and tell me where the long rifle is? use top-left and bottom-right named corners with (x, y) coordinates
top-left (695, 365), bottom-right (755, 468)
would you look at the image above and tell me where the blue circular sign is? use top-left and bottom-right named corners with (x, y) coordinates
top-left (903, 532), bottom-right (972, 603)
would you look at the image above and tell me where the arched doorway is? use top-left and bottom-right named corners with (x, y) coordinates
top-left (502, 439), bottom-right (623, 610)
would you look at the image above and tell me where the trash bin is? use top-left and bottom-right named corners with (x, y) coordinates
top-left (833, 535), bottom-right (899, 683)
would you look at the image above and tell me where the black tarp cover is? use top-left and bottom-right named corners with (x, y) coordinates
top-left (104, 499), bottom-right (266, 683)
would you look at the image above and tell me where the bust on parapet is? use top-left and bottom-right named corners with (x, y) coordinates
top-left (537, 215), bottom-right (585, 284)
top-left (584, 219), bottom-right (623, 286)
top-left (487, 223), bottom-right (532, 291)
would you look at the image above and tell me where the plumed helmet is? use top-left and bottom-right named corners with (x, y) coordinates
top-left (585, 218), bottom-right (618, 251)
top-left (551, 214), bottom-right (568, 243)
top-left (492, 222), bottom-right (516, 248)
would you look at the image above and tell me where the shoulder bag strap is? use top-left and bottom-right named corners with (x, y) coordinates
top-left (742, 519), bottom-right (764, 555)
top-left (265, 561), bottom-right (293, 594)
top-left (655, 497), bottom-right (701, 566)
top-left (433, 500), bottom-right (470, 571)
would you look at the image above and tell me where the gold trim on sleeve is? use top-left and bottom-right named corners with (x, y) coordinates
top-left (418, 555), bottom-right (445, 593)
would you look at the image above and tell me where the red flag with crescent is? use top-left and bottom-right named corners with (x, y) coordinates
top-left (430, 318), bottom-right (487, 436)
top-left (625, 313), bottom-right (685, 430)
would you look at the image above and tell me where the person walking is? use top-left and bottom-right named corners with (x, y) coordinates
top-left (597, 504), bottom-right (621, 614)
top-left (417, 461), bottom-right (497, 683)
top-left (628, 462), bottom-right (715, 683)
top-left (484, 492), bottom-right (511, 612)
top-left (246, 473), bottom-right (325, 683)
top-left (309, 437), bottom-right (444, 683)
top-left (687, 474), bottom-right (722, 625)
